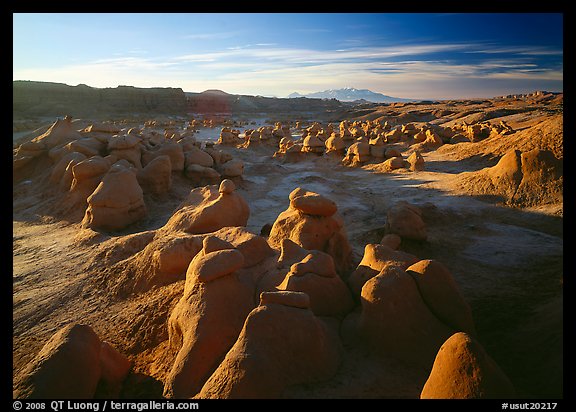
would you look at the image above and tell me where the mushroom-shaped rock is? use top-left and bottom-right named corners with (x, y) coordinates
top-left (406, 260), bottom-right (476, 336)
top-left (513, 148), bottom-right (563, 207)
top-left (219, 179), bottom-right (236, 194)
top-left (385, 201), bottom-right (427, 241)
top-left (217, 127), bottom-right (238, 145)
top-left (385, 127), bottom-right (404, 142)
top-left (13, 324), bottom-right (102, 399)
top-left (136, 155), bottom-right (172, 196)
top-left (67, 156), bottom-right (114, 208)
top-left (424, 129), bottom-right (443, 147)
top-left (164, 246), bottom-right (254, 398)
top-left (220, 159), bottom-right (244, 178)
top-left (289, 188), bottom-right (337, 217)
top-left (342, 141), bottom-right (370, 166)
top-left (163, 182), bottom-right (249, 234)
top-left (189, 249), bottom-right (245, 283)
top-left (107, 134), bottom-right (142, 168)
top-left (302, 135), bottom-right (324, 154)
top-left (420, 332), bottom-right (515, 399)
top-left (347, 243), bottom-right (419, 296)
top-left (325, 133), bottom-right (346, 154)
top-left (268, 188), bottom-right (354, 275)
top-left (407, 151), bottom-right (425, 171)
top-left (81, 164), bottom-right (147, 232)
top-left (197, 291), bottom-right (341, 399)
top-left (277, 252), bottom-right (354, 317)
top-left (184, 146), bottom-right (214, 168)
top-left (142, 141), bottom-right (184, 171)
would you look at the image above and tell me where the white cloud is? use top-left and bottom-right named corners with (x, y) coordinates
top-left (13, 42), bottom-right (563, 98)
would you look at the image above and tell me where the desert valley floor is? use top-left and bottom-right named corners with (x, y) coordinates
top-left (12, 93), bottom-right (563, 399)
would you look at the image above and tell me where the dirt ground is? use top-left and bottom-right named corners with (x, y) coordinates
top-left (12, 100), bottom-right (563, 399)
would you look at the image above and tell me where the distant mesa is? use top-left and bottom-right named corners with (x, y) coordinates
top-left (288, 87), bottom-right (414, 103)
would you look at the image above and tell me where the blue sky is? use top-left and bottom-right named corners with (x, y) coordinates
top-left (13, 13), bottom-right (563, 99)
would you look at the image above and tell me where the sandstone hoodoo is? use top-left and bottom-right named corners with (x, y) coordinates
top-left (268, 188), bottom-right (354, 275)
top-left (197, 291), bottom-right (341, 399)
top-left (164, 239), bottom-right (254, 398)
top-left (420, 332), bottom-right (516, 399)
top-left (81, 163), bottom-right (147, 232)
top-left (163, 179), bottom-right (250, 234)
top-left (277, 251), bottom-right (355, 317)
top-left (342, 266), bottom-right (455, 368)
top-left (385, 201), bottom-right (427, 241)
top-left (13, 324), bottom-right (131, 399)
top-left (12, 81), bottom-right (563, 399)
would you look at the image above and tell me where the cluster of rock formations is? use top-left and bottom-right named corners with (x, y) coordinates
top-left (13, 116), bottom-right (245, 232)
top-left (213, 118), bottom-right (516, 173)
top-left (14, 179), bottom-right (516, 399)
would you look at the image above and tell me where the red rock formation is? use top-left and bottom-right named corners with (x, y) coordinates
top-left (268, 188), bottom-right (354, 275)
top-left (277, 251), bottom-right (354, 317)
top-left (13, 324), bottom-right (131, 399)
top-left (81, 163), bottom-right (147, 232)
top-left (164, 238), bottom-right (255, 398)
top-left (420, 332), bottom-right (515, 398)
top-left (163, 180), bottom-right (249, 234)
top-left (385, 201), bottom-right (427, 241)
top-left (197, 291), bottom-right (341, 398)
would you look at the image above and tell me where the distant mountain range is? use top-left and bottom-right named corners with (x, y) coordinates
top-left (288, 87), bottom-right (414, 103)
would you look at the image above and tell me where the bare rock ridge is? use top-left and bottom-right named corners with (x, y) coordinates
top-left (13, 81), bottom-right (345, 118)
top-left (14, 81), bottom-right (187, 118)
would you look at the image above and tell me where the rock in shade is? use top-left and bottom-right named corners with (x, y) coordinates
top-left (385, 201), bottom-right (427, 241)
top-left (13, 324), bottom-right (102, 399)
top-left (406, 260), bottom-right (476, 336)
top-left (136, 155), bottom-right (172, 196)
top-left (197, 291), bottom-right (341, 398)
top-left (347, 243), bottom-right (419, 296)
top-left (342, 267), bottom-right (454, 368)
top-left (277, 251), bottom-right (354, 317)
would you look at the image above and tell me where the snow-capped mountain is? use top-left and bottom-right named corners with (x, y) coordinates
top-left (288, 87), bottom-right (413, 103)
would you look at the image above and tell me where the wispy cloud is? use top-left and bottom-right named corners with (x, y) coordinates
top-left (14, 40), bottom-right (562, 99)
top-left (465, 44), bottom-right (563, 56)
